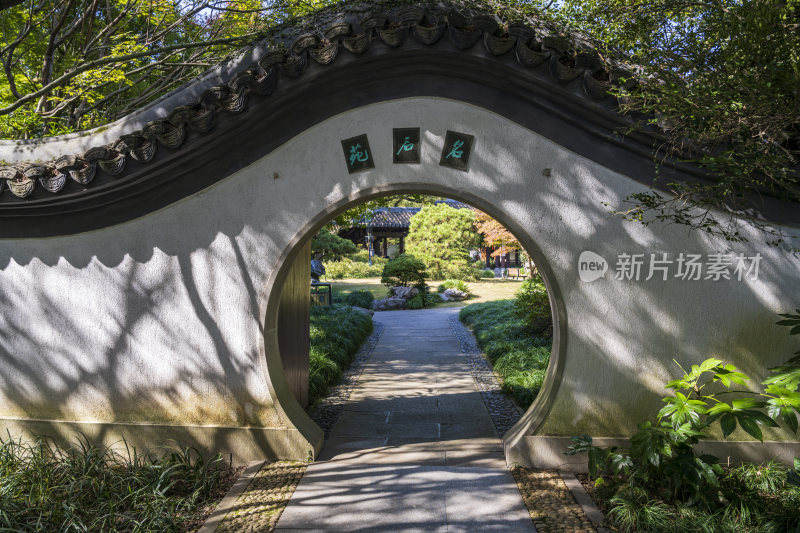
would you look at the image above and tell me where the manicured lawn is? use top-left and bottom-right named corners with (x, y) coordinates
top-left (325, 277), bottom-right (525, 307)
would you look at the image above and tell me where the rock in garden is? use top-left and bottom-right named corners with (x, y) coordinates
top-left (443, 288), bottom-right (467, 301)
top-left (371, 297), bottom-right (407, 311)
top-left (351, 306), bottom-right (375, 317)
top-left (391, 286), bottom-right (419, 300)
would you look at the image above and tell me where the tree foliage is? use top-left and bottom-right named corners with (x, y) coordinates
top-left (474, 210), bottom-right (521, 255)
top-left (405, 203), bottom-right (480, 280)
top-left (0, 0), bottom-right (337, 138)
top-left (560, 0), bottom-right (800, 245)
top-left (380, 253), bottom-right (426, 288)
top-left (311, 229), bottom-right (357, 261)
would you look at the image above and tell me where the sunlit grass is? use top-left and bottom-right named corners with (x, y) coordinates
top-left (326, 277), bottom-right (525, 308)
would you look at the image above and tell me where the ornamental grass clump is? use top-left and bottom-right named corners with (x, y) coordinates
top-left (0, 434), bottom-right (230, 532)
top-left (459, 292), bottom-right (552, 408)
top-left (437, 279), bottom-right (471, 295)
top-left (309, 303), bottom-right (373, 403)
top-left (514, 275), bottom-right (552, 336)
top-left (344, 289), bottom-right (374, 309)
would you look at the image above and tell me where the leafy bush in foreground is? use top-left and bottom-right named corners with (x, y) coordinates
top-left (459, 299), bottom-right (551, 408)
top-left (309, 304), bottom-right (373, 403)
top-left (566, 311), bottom-right (800, 532)
top-left (0, 435), bottom-right (229, 532)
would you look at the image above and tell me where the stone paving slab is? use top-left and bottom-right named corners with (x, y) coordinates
top-left (276, 308), bottom-right (536, 532)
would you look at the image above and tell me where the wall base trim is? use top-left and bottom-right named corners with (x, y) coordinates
top-left (0, 417), bottom-right (322, 463)
top-left (506, 435), bottom-right (800, 472)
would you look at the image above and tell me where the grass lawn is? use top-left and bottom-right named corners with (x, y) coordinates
top-left (324, 277), bottom-right (525, 307)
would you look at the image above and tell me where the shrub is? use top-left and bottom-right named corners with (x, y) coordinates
top-left (480, 269), bottom-right (496, 278)
top-left (406, 293), bottom-right (425, 309)
top-left (459, 299), bottom-right (552, 408)
top-left (345, 289), bottom-right (374, 309)
top-left (347, 249), bottom-right (388, 266)
top-left (440, 264), bottom-right (482, 281)
top-left (565, 313), bottom-right (800, 532)
top-left (325, 258), bottom-right (384, 279)
top-left (405, 204), bottom-right (481, 280)
top-left (380, 254), bottom-right (427, 288)
top-left (309, 304), bottom-right (373, 403)
top-left (437, 279), bottom-right (471, 294)
top-left (514, 276), bottom-right (552, 336)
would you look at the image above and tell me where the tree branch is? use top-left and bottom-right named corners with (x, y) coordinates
top-left (0, 33), bottom-right (259, 116)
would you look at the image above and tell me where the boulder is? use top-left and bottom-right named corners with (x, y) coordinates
top-left (371, 297), bottom-right (407, 311)
top-left (443, 288), bottom-right (467, 301)
top-left (391, 286), bottom-right (419, 300)
top-left (351, 306), bottom-right (375, 317)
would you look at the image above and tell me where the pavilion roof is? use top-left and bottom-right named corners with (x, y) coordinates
top-left (367, 200), bottom-right (471, 230)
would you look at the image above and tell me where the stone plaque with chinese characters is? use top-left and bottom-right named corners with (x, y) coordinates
top-left (341, 134), bottom-right (374, 174)
top-left (439, 130), bottom-right (474, 171)
top-left (393, 128), bottom-right (420, 164)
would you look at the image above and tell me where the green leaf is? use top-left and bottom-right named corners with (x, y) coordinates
top-left (737, 415), bottom-right (763, 441)
top-left (707, 403), bottom-right (732, 415)
top-left (788, 467), bottom-right (800, 487)
top-left (731, 398), bottom-right (761, 410)
top-left (782, 408), bottom-right (799, 433)
top-left (742, 409), bottom-right (779, 427)
top-left (698, 358), bottom-right (724, 372)
top-left (720, 413), bottom-right (737, 437)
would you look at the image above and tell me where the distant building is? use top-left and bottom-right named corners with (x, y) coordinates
top-left (338, 200), bottom-right (523, 268)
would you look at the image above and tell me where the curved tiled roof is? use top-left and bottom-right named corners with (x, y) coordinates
top-left (368, 207), bottom-right (421, 229)
top-left (0, 3), bottom-right (623, 201)
top-left (368, 201), bottom-right (472, 229)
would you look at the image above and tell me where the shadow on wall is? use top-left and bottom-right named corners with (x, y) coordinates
top-left (0, 130), bottom-right (798, 453)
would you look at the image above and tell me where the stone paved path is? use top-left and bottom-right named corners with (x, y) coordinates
top-left (276, 308), bottom-right (537, 532)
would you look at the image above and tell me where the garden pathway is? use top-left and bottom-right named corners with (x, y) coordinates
top-left (275, 307), bottom-right (536, 532)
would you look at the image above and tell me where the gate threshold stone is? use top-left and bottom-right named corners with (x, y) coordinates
top-left (276, 308), bottom-right (536, 532)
